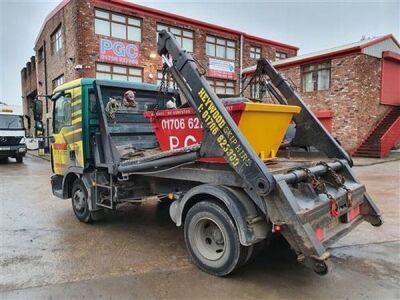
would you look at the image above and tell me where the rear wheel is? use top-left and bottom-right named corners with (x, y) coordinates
top-left (72, 179), bottom-right (92, 223)
top-left (184, 201), bottom-right (251, 276)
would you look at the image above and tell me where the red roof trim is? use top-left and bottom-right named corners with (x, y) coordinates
top-left (275, 47), bottom-right (361, 69)
top-left (93, 0), bottom-right (298, 51)
top-left (383, 50), bottom-right (400, 62)
top-left (360, 34), bottom-right (400, 49)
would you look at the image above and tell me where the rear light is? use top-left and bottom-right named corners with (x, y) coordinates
top-left (314, 227), bottom-right (325, 241)
top-left (341, 205), bottom-right (361, 223)
top-left (273, 224), bottom-right (282, 232)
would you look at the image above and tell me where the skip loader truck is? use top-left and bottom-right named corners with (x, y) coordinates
top-left (46, 30), bottom-right (382, 276)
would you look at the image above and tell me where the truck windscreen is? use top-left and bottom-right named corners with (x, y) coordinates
top-left (0, 115), bottom-right (24, 130)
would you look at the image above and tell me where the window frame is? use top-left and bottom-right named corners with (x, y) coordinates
top-left (38, 46), bottom-right (44, 63)
top-left (156, 23), bottom-right (194, 52)
top-left (250, 46), bottom-right (262, 59)
top-left (52, 74), bottom-right (65, 90)
top-left (94, 8), bottom-right (142, 42)
top-left (207, 78), bottom-right (236, 96)
top-left (275, 51), bottom-right (288, 61)
top-left (301, 61), bottom-right (332, 92)
top-left (51, 26), bottom-right (63, 55)
top-left (95, 63), bottom-right (143, 82)
top-left (206, 35), bottom-right (236, 61)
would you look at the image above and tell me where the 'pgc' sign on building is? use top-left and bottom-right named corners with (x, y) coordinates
top-left (99, 38), bottom-right (141, 66)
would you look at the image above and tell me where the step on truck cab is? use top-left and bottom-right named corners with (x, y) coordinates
top-left (48, 31), bottom-right (382, 277)
top-left (0, 105), bottom-right (26, 163)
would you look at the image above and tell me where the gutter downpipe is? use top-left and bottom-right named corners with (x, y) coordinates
top-left (239, 34), bottom-right (243, 95)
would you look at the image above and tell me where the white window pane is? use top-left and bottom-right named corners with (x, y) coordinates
top-left (157, 72), bottom-right (163, 79)
top-left (95, 19), bottom-right (110, 36)
top-left (226, 48), bottom-right (235, 60)
top-left (170, 27), bottom-right (181, 35)
top-left (183, 30), bottom-right (193, 38)
top-left (128, 26), bottom-right (141, 41)
top-left (96, 72), bottom-right (111, 80)
top-left (111, 23), bottom-right (126, 39)
top-left (226, 88), bottom-right (234, 95)
top-left (216, 81), bottom-right (224, 86)
top-left (303, 72), bottom-right (314, 92)
top-left (227, 41), bottom-right (235, 47)
top-left (95, 10), bottom-right (109, 19)
top-left (112, 14), bottom-right (125, 23)
top-left (216, 45), bottom-right (225, 58)
top-left (96, 64), bottom-right (111, 72)
top-left (157, 24), bottom-right (168, 32)
top-left (250, 47), bottom-right (255, 52)
top-left (113, 74), bottom-right (128, 81)
top-left (216, 87), bottom-right (225, 94)
top-left (113, 66), bottom-right (127, 74)
top-left (206, 43), bottom-right (215, 56)
top-left (182, 38), bottom-right (193, 52)
top-left (129, 68), bottom-right (142, 76)
top-left (128, 76), bottom-right (142, 82)
top-left (206, 36), bottom-right (215, 43)
top-left (318, 69), bottom-right (330, 90)
top-left (128, 18), bottom-right (141, 26)
top-left (216, 38), bottom-right (225, 45)
top-left (226, 82), bottom-right (234, 87)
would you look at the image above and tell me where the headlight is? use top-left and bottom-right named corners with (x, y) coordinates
top-left (18, 147), bottom-right (26, 153)
top-left (20, 137), bottom-right (26, 144)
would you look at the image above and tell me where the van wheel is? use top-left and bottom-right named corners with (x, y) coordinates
top-left (72, 179), bottom-right (93, 223)
top-left (16, 156), bottom-right (23, 163)
top-left (184, 201), bottom-right (250, 276)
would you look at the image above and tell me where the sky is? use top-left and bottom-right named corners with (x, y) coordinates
top-left (0, 0), bottom-right (399, 106)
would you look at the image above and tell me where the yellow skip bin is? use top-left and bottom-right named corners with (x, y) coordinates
top-left (237, 102), bottom-right (301, 160)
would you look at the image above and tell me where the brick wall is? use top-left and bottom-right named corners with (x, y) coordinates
top-left (247, 53), bottom-right (390, 151)
top-left (20, 56), bottom-right (37, 136)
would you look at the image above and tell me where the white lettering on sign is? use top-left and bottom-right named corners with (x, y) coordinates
top-left (161, 117), bottom-right (202, 130)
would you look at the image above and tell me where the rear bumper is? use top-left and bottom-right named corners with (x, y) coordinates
top-left (0, 144), bottom-right (27, 157)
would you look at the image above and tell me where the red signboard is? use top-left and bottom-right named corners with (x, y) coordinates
top-left (99, 38), bottom-right (141, 66)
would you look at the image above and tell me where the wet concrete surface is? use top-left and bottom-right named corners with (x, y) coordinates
top-left (0, 155), bottom-right (399, 299)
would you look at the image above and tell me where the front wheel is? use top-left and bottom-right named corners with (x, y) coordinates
top-left (184, 201), bottom-right (251, 276)
top-left (16, 156), bottom-right (23, 163)
top-left (72, 179), bottom-right (93, 223)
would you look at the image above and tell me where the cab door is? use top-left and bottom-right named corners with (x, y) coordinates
top-left (52, 86), bottom-right (84, 174)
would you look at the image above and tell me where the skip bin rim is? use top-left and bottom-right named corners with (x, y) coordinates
top-left (243, 103), bottom-right (301, 113)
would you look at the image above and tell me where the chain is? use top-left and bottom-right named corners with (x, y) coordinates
top-left (318, 161), bottom-right (354, 208)
top-left (299, 167), bottom-right (340, 218)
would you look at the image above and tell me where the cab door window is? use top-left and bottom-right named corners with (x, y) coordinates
top-left (54, 93), bottom-right (72, 133)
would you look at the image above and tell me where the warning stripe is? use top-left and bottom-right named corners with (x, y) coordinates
top-left (72, 117), bottom-right (82, 125)
top-left (72, 110), bottom-right (81, 117)
top-left (64, 128), bottom-right (82, 137)
top-left (53, 143), bottom-right (68, 150)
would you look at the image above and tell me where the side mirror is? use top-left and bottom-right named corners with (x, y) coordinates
top-left (33, 99), bottom-right (43, 121)
top-left (35, 120), bottom-right (44, 137)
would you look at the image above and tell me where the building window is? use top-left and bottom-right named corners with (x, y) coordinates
top-left (301, 61), bottom-right (331, 92)
top-left (157, 24), bottom-right (193, 52)
top-left (38, 47), bottom-right (44, 63)
top-left (52, 75), bottom-right (64, 90)
top-left (94, 9), bottom-right (142, 42)
top-left (157, 71), bottom-right (175, 88)
top-left (96, 63), bottom-right (143, 82)
top-left (51, 26), bottom-right (63, 54)
top-left (207, 79), bottom-right (235, 96)
top-left (275, 51), bottom-right (288, 61)
top-left (206, 36), bottom-right (236, 60)
top-left (250, 46), bottom-right (261, 59)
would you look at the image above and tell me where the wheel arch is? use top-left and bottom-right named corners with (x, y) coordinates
top-left (172, 184), bottom-right (270, 246)
top-left (62, 172), bottom-right (80, 199)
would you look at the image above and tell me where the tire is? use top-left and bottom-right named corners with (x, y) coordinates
top-left (71, 179), bottom-right (93, 223)
top-left (184, 201), bottom-right (250, 276)
top-left (16, 156), bottom-right (23, 163)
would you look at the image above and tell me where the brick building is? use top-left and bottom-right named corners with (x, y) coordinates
top-left (21, 0), bottom-right (298, 137)
top-left (243, 35), bottom-right (400, 156)
top-left (20, 56), bottom-right (38, 136)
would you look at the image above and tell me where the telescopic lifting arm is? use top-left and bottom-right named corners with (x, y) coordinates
top-left (157, 30), bottom-right (276, 196)
top-left (254, 59), bottom-right (353, 166)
